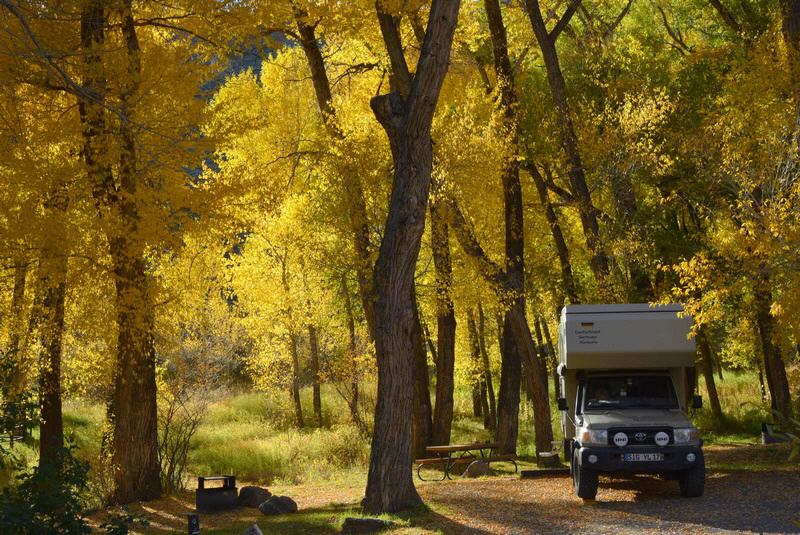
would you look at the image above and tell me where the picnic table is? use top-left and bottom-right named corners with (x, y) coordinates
top-left (415, 442), bottom-right (517, 481)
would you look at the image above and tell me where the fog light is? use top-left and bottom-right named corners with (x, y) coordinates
top-left (686, 453), bottom-right (696, 463)
top-left (588, 454), bottom-right (598, 464)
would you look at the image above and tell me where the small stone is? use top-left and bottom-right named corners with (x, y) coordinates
top-left (241, 524), bottom-right (264, 535)
top-left (463, 459), bottom-right (495, 478)
top-left (258, 495), bottom-right (298, 515)
top-left (238, 486), bottom-right (272, 508)
top-left (342, 517), bottom-right (394, 534)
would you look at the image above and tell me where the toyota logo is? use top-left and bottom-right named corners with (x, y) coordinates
top-left (634, 432), bottom-right (647, 442)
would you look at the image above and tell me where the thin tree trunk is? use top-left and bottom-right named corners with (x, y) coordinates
top-left (411, 292), bottom-right (433, 458)
top-left (757, 357), bottom-right (768, 402)
top-left (341, 274), bottom-right (361, 427)
top-left (477, 304), bottom-right (496, 428)
top-left (753, 271), bottom-right (792, 418)
top-left (364, 0), bottom-right (461, 513)
top-left (430, 201), bottom-right (456, 446)
top-left (289, 332), bottom-right (304, 428)
top-left (467, 309), bottom-right (486, 422)
top-left (5, 259), bottom-right (28, 400)
top-left (308, 324), bottom-right (322, 427)
top-left (696, 326), bottom-right (723, 420)
top-left (524, 0), bottom-right (610, 283)
top-left (610, 170), bottom-right (652, 301)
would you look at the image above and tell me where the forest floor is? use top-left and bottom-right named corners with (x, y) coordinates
top-left (90, 442), bottom-right (799, 534)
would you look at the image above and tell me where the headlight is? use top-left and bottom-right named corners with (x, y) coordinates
top-left (673, 428), bottom-right (700, 443)
top-left (578, 428), bottom-right (608, 446)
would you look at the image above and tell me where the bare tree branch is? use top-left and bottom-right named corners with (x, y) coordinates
top-left (549, 0), bottom-right (582, 43)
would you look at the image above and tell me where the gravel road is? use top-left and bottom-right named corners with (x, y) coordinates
top-left (418, 470), bottom-right (800, 534)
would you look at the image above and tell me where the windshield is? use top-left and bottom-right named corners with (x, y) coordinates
top-left (583, 375), bottom-right (678, 411)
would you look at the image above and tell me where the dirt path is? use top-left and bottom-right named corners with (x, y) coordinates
top-left (417, 470), bottom-right (800, 534)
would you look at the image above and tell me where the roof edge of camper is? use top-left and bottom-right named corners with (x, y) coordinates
top-left (558, 303), bottom-right (695, 370)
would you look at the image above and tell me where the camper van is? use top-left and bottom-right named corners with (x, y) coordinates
top-left (557, 304), bottom-right (704, 500)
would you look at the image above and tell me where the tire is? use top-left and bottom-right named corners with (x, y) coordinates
top-left (572, 448), bottom-right (598, 500)
top-left (564, 438), bottom-right (573, 464)
top-left (678, 451), bottom-right (705, 498)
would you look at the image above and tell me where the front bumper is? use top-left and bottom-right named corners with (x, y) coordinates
top-left (576, 444), bottom-right (702, 473)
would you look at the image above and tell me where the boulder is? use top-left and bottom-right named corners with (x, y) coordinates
top-left (258, 495), bottom-right (298, 515)
top-left (341, 517), bottom-right (395, 534)
top-left (463, 459), bottom-right (494, 478)
top-left (241, 524), bottom-right (264, 535)
top-left (238, 486), bottom-right (272, 508)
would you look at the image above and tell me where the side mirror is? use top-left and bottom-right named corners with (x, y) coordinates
top-left (557, 397), bottom-right (568, 411)
top-left (692, 395), bottom-right (703, 409)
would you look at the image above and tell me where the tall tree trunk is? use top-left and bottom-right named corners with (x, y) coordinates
top-left (477, 304), bottom-right (497, 428)
top-left (430, 201), bottom-right (456, 445)
top-left (34, 241), bottom-right (68, 468)
top-left (78, 1), bottom-right (160, 504)
top-left (484, 0), bottom-right (554, 456)
top-left (696, 326), bottom-right (723, 420)
top-left (411, 292), bottom-right (433, 458)
top-left (753, 271), bottom-right (793, 418)
top-left (289, 332), bottom-right (304, 428)
top-left (364, 0), bottom-right (461, 513)
top-left (524, 0), bottom-right (610, 283)
top-left (308, 324), bottom-right (322, 427)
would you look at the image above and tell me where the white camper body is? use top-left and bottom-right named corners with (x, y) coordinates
top-left (557, 304), bottom-right (704, 500)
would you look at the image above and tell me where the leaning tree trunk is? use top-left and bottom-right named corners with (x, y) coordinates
top-left (430, 201), bottom-right (456, 445)
top-left (363, 0), bottom-right (461, 513)
top-left (696, 326), bottom-right (723, 420)
top-left (525, 0), bottom-right (610, 283)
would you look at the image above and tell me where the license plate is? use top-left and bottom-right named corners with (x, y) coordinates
top-left (623, 453), bottom-right (664, 462)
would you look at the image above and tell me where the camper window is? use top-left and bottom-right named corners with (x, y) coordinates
top-left (584, 375), bottom-right (678, 411)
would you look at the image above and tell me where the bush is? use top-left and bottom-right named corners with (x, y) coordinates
top-left (0, 448), bottom-right (91, 535)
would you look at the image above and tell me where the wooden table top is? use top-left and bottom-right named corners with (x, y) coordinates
top-left (425, 442), bottom-right (499, 453)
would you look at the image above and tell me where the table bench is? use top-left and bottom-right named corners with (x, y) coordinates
top-left (415, 442), bottom-right (517, 481)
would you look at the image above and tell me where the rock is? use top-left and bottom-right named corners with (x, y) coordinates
top-left (238, 486), bottom-right (272, 508)
top-left (241, 524), bottom-right (264, 535)
top-left (341, 517), bottom-right (395, 534)
top-left (463, 459), bottom-right (495, 478)
top-left (258, 495), bottom-right (298, 515)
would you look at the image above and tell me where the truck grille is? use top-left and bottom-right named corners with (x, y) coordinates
top-left (606, 427), bottom-right (673, 446)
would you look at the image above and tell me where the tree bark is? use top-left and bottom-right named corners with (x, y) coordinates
top-left (363, 0), bottom-right (461, 513)
top-left (753, 271), bottom-right (793, 418)
top-left (308, 324), bottom-right (322, 427)
top-left (524, 0), bottom-right (610, 283)
top-left (467, 309), bottom-right (487, 423)
top-left (430, 201), bottom-right (456, 445)
top-left (495, 314), bottom-right (520, 453)
top-left (477, 304), bottom-right (497, 429)
top-left (696, 326), bottom-right (723, 420)
top-left (540, 317), bottom-right (561, 400)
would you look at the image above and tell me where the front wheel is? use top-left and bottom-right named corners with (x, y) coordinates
top-left (678, 451), bottom-right (705, 498)
top-left (572, 448), bottom-right (598, 500)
